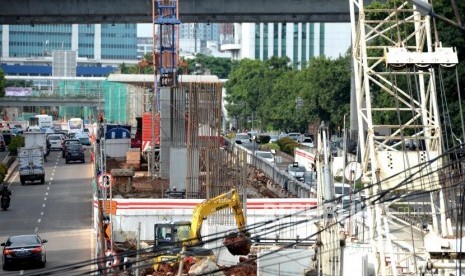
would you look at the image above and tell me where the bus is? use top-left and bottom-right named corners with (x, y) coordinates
top-left (68, 118), bottom-right (84, 134)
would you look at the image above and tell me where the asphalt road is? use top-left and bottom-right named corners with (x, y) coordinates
top-left (0, 149), bottom-right (94, 275)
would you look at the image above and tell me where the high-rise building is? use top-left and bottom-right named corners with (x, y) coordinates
top-left (222, 23), bottom-right (351, 68)
top-left (1, 23), bottom-right (137, 61)
top-left (137, 37), bottom-right (153, 59)
top-left (179, 23), bottom-right (221, 42)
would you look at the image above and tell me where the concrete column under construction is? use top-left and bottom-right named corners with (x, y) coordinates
top-left (159, 87), bottom-right (171, 179)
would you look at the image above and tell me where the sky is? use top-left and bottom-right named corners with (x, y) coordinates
top-left (137, 24), bottom-right (153, 37)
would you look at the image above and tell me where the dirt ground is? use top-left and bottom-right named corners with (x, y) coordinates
top-left (105, 158), bottom-right (279, 199)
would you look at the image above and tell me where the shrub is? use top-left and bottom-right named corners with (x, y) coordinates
top-left (0, 163), bottom-right (7, 183)
top-left (8, 136), bottom-right (25, 156)
top-left (257, 135), bottom-right (270, 144)
top-left (277, 137), bottom-right (294, 149)
top-left (277, 137), bottom-right (299, 156)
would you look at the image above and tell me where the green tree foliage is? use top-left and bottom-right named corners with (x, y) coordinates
top-left (188, 54), bottom-right (233, 79)
top-left (225, 55), bottom-right (351, 133)
top-left (8, 136), bottom-right (25, 156)
top-left (0, 163), bottom-right (7, 183)
top-left (0, 68), bottom-right (5, 97)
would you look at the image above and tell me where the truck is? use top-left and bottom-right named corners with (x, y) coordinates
top-left (18, 146), bottom-right (45, 185)
top-left (153, 189), bottom-right (251, 272)
top-left (19, 132), bottom-right (47, 185)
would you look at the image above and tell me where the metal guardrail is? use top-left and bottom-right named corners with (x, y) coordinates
top-left (231, 143), bottom-right (315, 198)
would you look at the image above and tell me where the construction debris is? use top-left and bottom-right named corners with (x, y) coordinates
top-left (222, 257), bottom-right (257, 276)
top-left (188, 258), bottom-right (226, 276)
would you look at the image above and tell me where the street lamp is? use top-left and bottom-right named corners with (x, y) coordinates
top-left (407, 0), bottom-right (465, 33)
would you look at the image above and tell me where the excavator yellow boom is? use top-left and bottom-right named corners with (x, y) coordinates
top-left (189, 189), bottom-right (246, 245)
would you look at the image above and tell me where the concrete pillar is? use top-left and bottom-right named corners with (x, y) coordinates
top-left (94, 24), bottom-right (101, 60)
top-left (159, 87), bottom-right (171, 178)
top-left (71, 24), bottom-right (79, 52)
top-left (2, 25), bottom-right (9, 58)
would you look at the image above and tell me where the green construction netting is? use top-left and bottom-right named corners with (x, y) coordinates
top-left (55, 80), bottom-right (128, 124)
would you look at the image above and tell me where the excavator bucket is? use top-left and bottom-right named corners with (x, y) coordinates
top-left (223, 232), bottom-right (252, 256)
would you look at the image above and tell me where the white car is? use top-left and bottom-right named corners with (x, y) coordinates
top-left (288, 132), bottom-right (301, 141)
top-left (47, 134), bottom-right (64, 150)
top-left (286, 163), bottom-right (307, 181)
top-left (254, 150), bottom-right (274, 164)
top-left (234, 133), bottom-right (251, 145)
top-left (299, 137), bottom-right (314, 147)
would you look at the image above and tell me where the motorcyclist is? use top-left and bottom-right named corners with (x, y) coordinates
top-left (1, 183), bottom-right (11, 197)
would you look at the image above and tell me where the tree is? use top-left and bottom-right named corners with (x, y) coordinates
top-left (0, 68), bottom-right (5, 97)
top-left (188, 54), bottom-right (233, 78)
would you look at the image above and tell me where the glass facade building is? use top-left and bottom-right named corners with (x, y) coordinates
top-left (1, 23), bottom-right (137, 60)
top-left (179, 23), bottom-right (221, 42)
top-left (239, 22), bottom-right (351, 68)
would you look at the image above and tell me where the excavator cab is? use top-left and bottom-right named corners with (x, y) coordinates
top-left (155, 221), bottom-right (191, 246)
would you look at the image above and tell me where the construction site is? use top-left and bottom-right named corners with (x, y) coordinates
top-left (92, 1), bottom-right (316, 275)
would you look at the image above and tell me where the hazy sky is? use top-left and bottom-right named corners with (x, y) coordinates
top-left (137, 24), bottom-right (153, 37)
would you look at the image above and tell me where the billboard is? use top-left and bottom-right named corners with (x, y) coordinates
top-left (5, 87), bottom-right (32, 96)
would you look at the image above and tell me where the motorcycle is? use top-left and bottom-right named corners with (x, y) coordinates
top-left (1, 195), bottom-right (10, 211)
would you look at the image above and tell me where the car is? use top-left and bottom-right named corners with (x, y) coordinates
top-left (286, 162), bottom-right (307, 181)
top-left (62, 139), bottom-right (81, 157)
top-left (234, 133), bottom-right (251, 145)
top-left (333, 182), bottom-right (355, 199)
top-left (11, 125), bottom-right (23, 135)
top-left (269, 134), bottom-right (279, 143)
top-left (0, 129), bottom-right (14, 146)
top-left (76, 135), bottom-right (91, 146)
top-left (0, 134), bottom-right (5, 152)
top-left (47, 134), bottom-right (64, 150)
top-left (65, 144), bottom-right (85, 164)
top-left (254, 150), bottom-right (275, 164)
top-left (288, 132), bottom-right (301, 141)
top-left (2, 234), bottom-right (47, 270)
top-left (299, 136), bottom-right (314, 148)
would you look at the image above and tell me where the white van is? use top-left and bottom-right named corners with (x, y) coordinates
top-left (333, 182), bottom-right (354, 198)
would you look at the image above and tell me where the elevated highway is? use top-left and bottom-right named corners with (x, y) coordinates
top-left (0, 0), bottom-right (374, 24)
top-left (0, 96), bottom-right (103, 108)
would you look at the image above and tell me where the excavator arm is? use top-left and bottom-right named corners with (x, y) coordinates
top-left (189, 189), bottom-right (246, 245)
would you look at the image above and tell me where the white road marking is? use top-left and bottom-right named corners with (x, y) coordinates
top-left (7, 171), bottom-right (19, 186)
top-left (42, 204), bottom-right (46, 208)
top-left (41, 212), bottom-right (44, 216)
top-left (45, 192), bottom-right (48, 196)
top-left (47, 186), bottom-right (50, 190)
top-left (44, 197), bottom-right (47, 201)
top-left (19, 270), bottom-right (24, 275)
top-left (34, 227), bottom-right (38, 232)
top-left (38, 219), bottom-right (41, 223)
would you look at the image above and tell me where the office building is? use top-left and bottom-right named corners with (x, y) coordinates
top-left (0, 24), bottom-right (138, 76)
top-left (222, 23), bottom-right (351, 68)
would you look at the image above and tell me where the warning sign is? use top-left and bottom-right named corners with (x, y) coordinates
top-left (98, 173), bottom-right (113, 189)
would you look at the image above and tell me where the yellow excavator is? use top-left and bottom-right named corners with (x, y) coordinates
top-left (153, 189), bottom-right (251, 271)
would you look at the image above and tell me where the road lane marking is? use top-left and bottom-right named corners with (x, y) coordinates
top-left (38, 219), bottom-right (41, 223)
top-left (44, 197), bottom-right (47, 201)
top-left (7, 171), bottom-right (19, 186)
top-left (19, 270), bottom-right (24, 275)
top-left (47, 186), bottom-right (50, 190)
top-left (41, 212), bottom-right (44, 216)
top-left (43, 204), bottom-right (46, 208)
top-left (45, 192), bottom-right (48, 196)
top-left (34, 227), bottom-right (38, 232)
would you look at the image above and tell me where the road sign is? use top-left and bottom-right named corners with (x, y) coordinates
top-left (344, 161), bottom-right (362, 182)
top-left (98, 173), bottom-right (113, 189)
